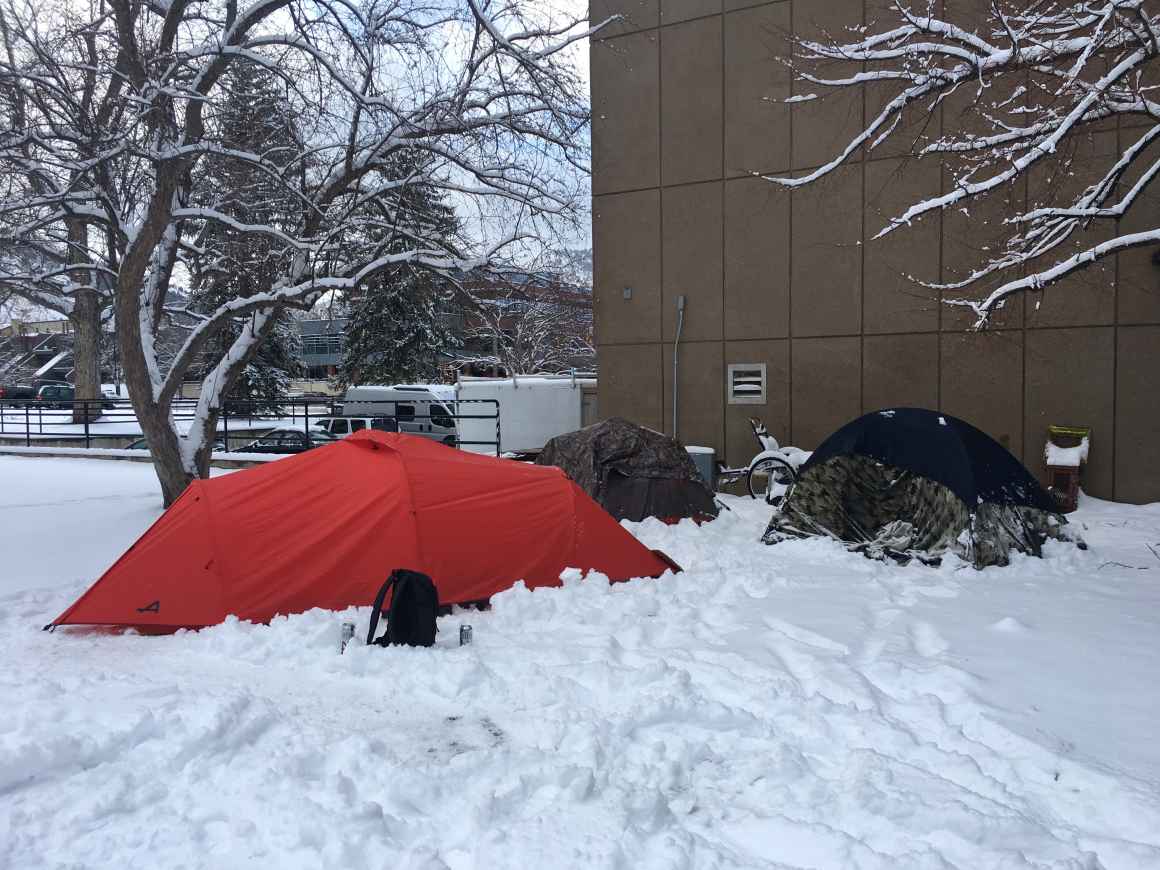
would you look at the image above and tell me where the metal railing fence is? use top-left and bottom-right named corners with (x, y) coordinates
top-left (0, 396), bottom-right (500, 454)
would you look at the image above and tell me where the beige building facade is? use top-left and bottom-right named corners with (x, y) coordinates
top-left (590, 0), bottom-right (1160, 503)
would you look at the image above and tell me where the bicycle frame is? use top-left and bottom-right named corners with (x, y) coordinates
top-left (713, 417), bottom-right (800, 498)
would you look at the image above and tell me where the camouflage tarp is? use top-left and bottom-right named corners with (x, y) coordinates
top-left (536, 417), bottom-right (719, 522)
top-left (763, 454), bottom-right (1080, 568)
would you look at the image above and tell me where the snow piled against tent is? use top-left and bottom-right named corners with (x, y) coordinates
top-left (2, 456), bottom-right (1160, 869)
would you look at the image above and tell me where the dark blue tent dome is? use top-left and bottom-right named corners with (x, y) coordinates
top-left (801, 408), bottom-right (1057, 511)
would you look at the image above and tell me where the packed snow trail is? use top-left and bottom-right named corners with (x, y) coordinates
top-left (1, 456), bottom-right (1159, 869)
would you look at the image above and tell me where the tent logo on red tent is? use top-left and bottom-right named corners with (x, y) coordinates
top-left (136, 600), bottom-right (160, 614)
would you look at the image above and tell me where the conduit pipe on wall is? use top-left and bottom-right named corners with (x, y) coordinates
top-left (672, 294), bottom-right (686, 439)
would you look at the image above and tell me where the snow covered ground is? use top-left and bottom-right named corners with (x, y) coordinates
top-left (2, 455), bottom-right (1160, 869)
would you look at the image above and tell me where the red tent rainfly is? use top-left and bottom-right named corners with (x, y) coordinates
top-left (50, 431), bottom-right (679, 632)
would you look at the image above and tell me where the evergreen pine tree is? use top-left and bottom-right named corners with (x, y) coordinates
top-left (189, 63), bottom-right (302, 402)
top-left (338, 150), bottom-right (461, 386)
top-left (339, 267), bottom-right (459, 386)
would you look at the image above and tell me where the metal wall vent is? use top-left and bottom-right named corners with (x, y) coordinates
top-left (727, 363), bottom-right (766, 405)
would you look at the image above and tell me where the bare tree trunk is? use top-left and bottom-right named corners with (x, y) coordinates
top-left (184, 314), bottom-right (281, 479)
top-left (69, 289), bottom-right (102, 423)
top-left (67, 218), bottom-right (102, 424)
top-left (116, 289), bottom-right (192, 507)
top-left (118, 290), bottom-right (280, 505)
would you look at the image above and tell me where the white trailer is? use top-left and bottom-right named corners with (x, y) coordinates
top-left (456, 374), bottom-right (596, 455)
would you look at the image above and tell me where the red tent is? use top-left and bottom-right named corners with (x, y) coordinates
top-left (50, 431), bottom-right (677, 632)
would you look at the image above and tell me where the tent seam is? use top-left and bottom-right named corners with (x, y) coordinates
top-left (197, 479), bottom-right (230, 618)
top-left (570, 482), bottom-right (580, 574)
top-left (392, 445), bottom-right (425, 573)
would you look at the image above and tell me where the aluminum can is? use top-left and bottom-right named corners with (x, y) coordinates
top-left (340, 621), bottom-right (356, 653)
top-left (459, 624), bottom-right (473, 646)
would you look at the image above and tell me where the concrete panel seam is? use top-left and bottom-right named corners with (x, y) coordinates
top-left (787, 0), bottom-right (794, 443)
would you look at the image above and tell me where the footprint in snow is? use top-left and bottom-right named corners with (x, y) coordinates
top-left (990, 616), bottom-right (1029, 633)
top-left (429, 716), bottom-right (506, 760)
top-left (762, 616), bottom-right (849, 654)
top-left (909, 621), bottom-right (950, 658)
top-left (854, 608), bottom-right (903, 665)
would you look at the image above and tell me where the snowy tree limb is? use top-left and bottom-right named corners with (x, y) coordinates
top-left (768, 0), bottom-right (1160, 326)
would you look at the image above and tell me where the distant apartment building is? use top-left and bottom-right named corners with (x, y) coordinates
top-left (590, 0), bottom-right (1160, 503)
top-left (458, 270), bottom-right (596, 374)
top-left (298, 318), bottom-right (347, 380)
top-left (0, 317), bottom-right (71, 338)
top-left (296, 270), bottom-right (595, 383)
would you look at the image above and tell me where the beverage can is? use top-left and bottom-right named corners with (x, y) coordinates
top-left (459, 624), bottom-right (472, 646)
top-left (340, 621), bottom-right (356, 654)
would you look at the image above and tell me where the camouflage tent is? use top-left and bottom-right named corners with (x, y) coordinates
top-left (763, 408), bottom-right (1082, 567)
top-left (536, 417), bottom-right (719, 522)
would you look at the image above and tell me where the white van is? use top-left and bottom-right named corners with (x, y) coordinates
top-left (338, 377), bottom-right (596, 454)
top-left (312, 416), bottom-right (398, 437)
top-left (338, 385), bottom-right (458, 445)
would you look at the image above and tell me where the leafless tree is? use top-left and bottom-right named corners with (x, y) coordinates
top-left (769, 0), bottom-right (1160, 326)
top-left (0, 241), bottom-right (110, 421)
top-left (465, 280), bottom-right (594, 374)
top-left (0, 0), bottom-right (605, 503)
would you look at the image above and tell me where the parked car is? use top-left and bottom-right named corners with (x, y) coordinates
top-left (0, 383), bottom-right (37, 405)
top-left (312, 416), bottom-right (399, 437)
top-left (34, 384), bottom-right (117, 410)
top-left (126, 437), bottom-right (226, 452)
top-left (36, 384), bottom-right (74, 408)
top-left (338, 384), bottom-right (458, 444)
top-left (236, 427), bottom-right (339, 454)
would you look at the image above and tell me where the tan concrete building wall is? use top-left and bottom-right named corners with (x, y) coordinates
top-left (591, 0), bottom-right (1160, 503)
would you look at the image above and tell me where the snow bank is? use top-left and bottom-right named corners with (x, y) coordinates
top-left (2, 459), bottom-right (1160, 869)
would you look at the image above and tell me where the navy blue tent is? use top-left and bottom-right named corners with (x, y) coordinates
top-left (765, 408), bottom-right (1078, 567)
top-left (801, 408), bottom-right (1057, 512)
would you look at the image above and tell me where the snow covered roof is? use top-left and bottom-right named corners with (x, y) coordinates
top-left (0, 298), bottom-right (66, 332)
top-left (353, 382), bottom-right (459, 401)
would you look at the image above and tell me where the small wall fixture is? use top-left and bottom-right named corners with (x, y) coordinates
top-left (728, 364), bottom-right (767, 405)
top-left (1044, 424), bottom-right (1091, 513)
top-left (622, 286), bottom-right (633, 300)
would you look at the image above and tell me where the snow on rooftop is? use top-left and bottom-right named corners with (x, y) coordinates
top-left (346, 383), bottom-right (459, 401)
top-left (393, 382), bottom-right (458, 400)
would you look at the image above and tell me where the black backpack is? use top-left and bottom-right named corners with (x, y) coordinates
top-left (365, 569), bottom-right (439, 647)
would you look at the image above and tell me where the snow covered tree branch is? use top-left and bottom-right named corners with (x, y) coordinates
top-left (767, 0), bottom-right (1160, 326)
top-left (0, 0), bottom-right (598, 503)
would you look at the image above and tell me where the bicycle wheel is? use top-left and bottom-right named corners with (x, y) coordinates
top-left (746, 456), bottom-right (797, 503)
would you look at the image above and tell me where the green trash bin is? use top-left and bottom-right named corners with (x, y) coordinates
top-left (685, 446), bottom-right (716, 489)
